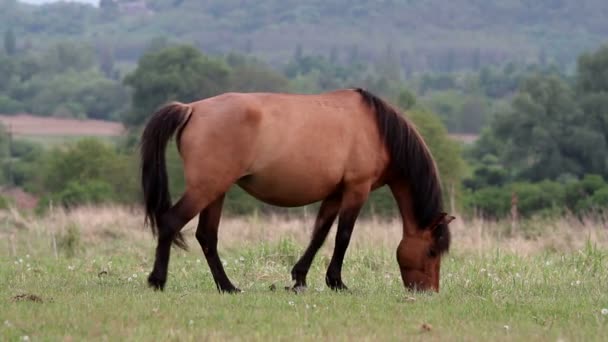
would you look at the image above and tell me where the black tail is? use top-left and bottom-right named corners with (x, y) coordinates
top-left (140, 102), bottom-right (193, 250)
top-left (355, 88), bottom-right (449, 253)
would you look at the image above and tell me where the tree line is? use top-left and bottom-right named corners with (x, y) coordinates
top-left (2, 38), bottom-right (608, 219)
top-left (1, 0), bottom-right (607, 74)
top-left (463, 45), bottom-right (608, 218)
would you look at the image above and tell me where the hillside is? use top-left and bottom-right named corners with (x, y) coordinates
top-left (2, 0), bottom-right (607, 72)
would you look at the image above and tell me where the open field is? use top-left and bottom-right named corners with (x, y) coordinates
top-left (0, 115), bottom-right (125, 137)
top-left (1, 207), bottom-right (607, 341)
top-left (0, 114), bottom-right (125, 146)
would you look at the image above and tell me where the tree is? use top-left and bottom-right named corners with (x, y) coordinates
top-left (407, 108), bottom-right (466, 192)
top-left (225, 55), bottom-right (289, 93)
top-left (483, 74), bottom-right (607, 181)
top-left (99, 0), bottom-right (119, 19)
top-left (123, 45), bottom-right (231, 126)
top-left (99, 45), bottom-right (116, 79)
top-left (3, 28), bottom-right (16, 55)
top-left (397, 87), bottom-right (416, 110)
top-left (42, 42), bottom-right (96, 73)
top-left (577, 45), bottom-right (608, 150)
top-left (27, 139), bottom-right (138, 205)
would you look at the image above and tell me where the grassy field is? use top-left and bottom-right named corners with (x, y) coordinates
top-left (1, 207), bottom-right (607, 341)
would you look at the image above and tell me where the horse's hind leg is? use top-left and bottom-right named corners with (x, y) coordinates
top-left (195, 193), bottom-right (240, 293)
top-left (325, 185), bottom-right (369, 290)
top-left (148, 189), bottom-right (218, 290)
top-left (291, 195), bottom-right (341, 290)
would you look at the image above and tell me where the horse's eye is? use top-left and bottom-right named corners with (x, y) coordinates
top-left (428, 248), bottom-right (438, 258)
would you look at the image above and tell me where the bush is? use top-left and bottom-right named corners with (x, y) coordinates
top-left (55, 180), bottom-right (115, 208)
top-left (464, 175), bottom-right (608, 218)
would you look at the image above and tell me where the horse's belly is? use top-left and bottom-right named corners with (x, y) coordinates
top-left (236, 171), bottom-right (339, 207)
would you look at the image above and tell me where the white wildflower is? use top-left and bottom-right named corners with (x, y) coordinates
top-left (601, 308), bottom-right (608, 316)
top-left (503, 325), bottom-right (510, 331)
top-left (189, 320), bottom-right (194, 325)
top-left (132, 274), bottom-right (138, 278)
top-left (21, 336), bottom-right (29, 341)
top-left (239, 256), bottom-right (245, 262)
top-left (68, 265), bottom-right (75, 271)
top-left (128, 277), bottom-right (132, 282)
top-left (288, 301), bottom-right (295, 306)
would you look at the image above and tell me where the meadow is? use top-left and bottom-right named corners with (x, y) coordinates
top-left (1, 206), bottom-right (607, 341)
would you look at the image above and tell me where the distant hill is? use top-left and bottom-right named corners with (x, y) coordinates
top-left (19, 0), bottom-right (97, 5)
top-left (3, 0), bottom-right (608, 72)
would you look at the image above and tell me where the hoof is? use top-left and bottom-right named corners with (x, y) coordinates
top-left (147, 273), bottom-right (166, 291)
top-left (325, 276), bottom-right (348, 291)
top-left (220, 286), bottom-right (241, 294)
top-left (291, 285), bottom-right (307, 294)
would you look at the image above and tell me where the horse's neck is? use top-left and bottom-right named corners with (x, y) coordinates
top-left (388, 179), bottom-right (419, 237)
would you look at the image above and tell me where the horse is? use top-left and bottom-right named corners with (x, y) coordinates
top-left (140, 88), bottom-right (454, 293)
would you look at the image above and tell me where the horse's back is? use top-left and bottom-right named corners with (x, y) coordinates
top-left (180, 90), bottom-right (389, 206)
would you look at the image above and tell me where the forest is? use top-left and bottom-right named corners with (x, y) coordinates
top-left (1, 0), bottom-right (608, 220)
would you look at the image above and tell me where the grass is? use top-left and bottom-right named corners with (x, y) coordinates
top-left (1, 207), bottom-right (607, 341)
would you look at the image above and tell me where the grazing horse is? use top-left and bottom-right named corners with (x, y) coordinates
top-left (140, 88), bottom-right (454, 293)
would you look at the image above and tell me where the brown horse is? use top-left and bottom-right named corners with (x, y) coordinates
top-left (140, 88), bottom-right (454, 293)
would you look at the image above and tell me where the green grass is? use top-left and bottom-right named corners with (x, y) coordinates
top-left (1, 231), bottom-right (607, 341)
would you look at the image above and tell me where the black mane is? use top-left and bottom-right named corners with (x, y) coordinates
top-left (355, 88), bottom-right (450, 253)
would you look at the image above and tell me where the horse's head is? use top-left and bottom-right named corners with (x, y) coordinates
top-left (396, 212), bottom-right (454, 292)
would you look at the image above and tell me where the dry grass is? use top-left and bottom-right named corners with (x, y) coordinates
top-left (2, 205), bottom-right (607, 258)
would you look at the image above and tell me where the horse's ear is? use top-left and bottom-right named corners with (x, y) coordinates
top-left (430, 212), bottom-right (455, 230)
top-left (440, 214), bottom-right (455, 225)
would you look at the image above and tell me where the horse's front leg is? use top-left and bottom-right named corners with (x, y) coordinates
top-left (291, 195), bottom-right (341, 291)
top-left (325, 185), bottom-right (369, 290)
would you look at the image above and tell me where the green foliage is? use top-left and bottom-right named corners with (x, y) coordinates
top-left (21, 138), bottom-right (139, 209)
top-left (473, 72), bottom-right (606, 182)
top-left (225, 53), bottom-right (290, 93)
top-left (3, 28), bottom-right (16, 56)
top-left (0, 42), bottom-right (128, 119)
top-left (463, 154), bottom-right (509, 190)
top-left (123, 45), bottom-right (231, 126)
top-left (464, 45), bottom-right (608, 218)
top-left (55, 180), bottom-right (115, 208)
top-left (464, 175), bottom-right (608, 218)
top-left (3, 0), bottom-right (607, 75)
top-left (396, 88), bottom-right (416, 111)
top-left (577, 45), bottom-right (608, 94)
top-left (0, 194), bottom-right (10, 210)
